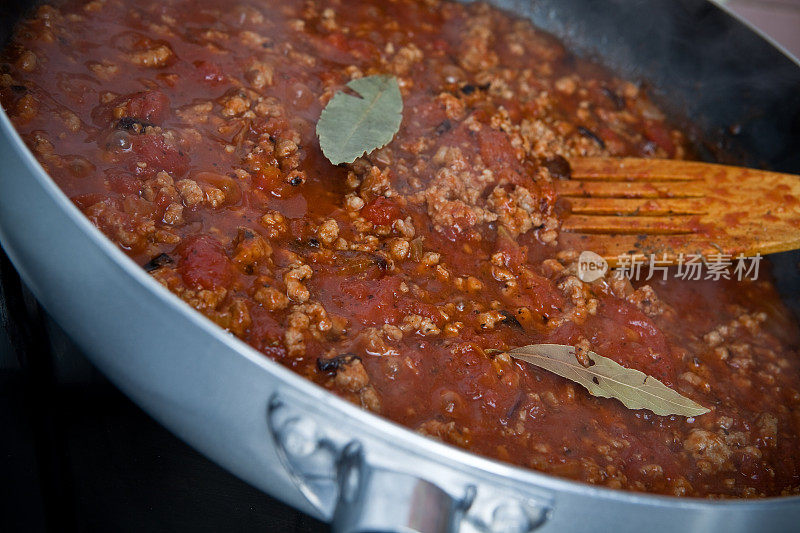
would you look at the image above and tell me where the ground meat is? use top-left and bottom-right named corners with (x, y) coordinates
top-left (316, 219), bottom-right (339, 246)
top-left (283, 264), bottom-right (312, 303)
top-left (627, 284), bottom-right (667, 317)
top-left (245, 59), bottom-right (274, 89)
top-left (331, 357), bottom-right (382, 412)
top-left (334, 357), bottom-right (369, 392)
top-left (417, 419), bottom-right (471, 448)
top-left (683, 429), bottom-right (732, 475)
top-left (487, 185), bottom-right (542, 235)
top-left (232, 228), bottom-right (272, 272)
top-left (176, 179), bottom-right (204, 207)
top-left (253, 280), bottom-right (289, 311)
top-left (129, 44), bottom-right (174, 68)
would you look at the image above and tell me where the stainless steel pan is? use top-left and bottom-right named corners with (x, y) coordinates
top-left (1, 1), bottom-right (800, 531)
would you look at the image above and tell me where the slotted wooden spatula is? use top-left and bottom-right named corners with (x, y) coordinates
top-left (556, 158), bottom-right (800, 265)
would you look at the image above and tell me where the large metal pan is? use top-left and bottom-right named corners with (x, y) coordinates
top-left (1, 1), bottom-right (799, 531)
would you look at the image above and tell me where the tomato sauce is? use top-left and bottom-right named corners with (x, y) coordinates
top-left (3, 0), bottom-right (800, 497)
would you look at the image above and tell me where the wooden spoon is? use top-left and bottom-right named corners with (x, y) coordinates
top-left (556, 158), bottom-right (800, 266)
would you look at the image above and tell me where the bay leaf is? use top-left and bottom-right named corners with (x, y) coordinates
top-left (316, 74), bottom-right (403, 165)
top-left (507, 344), bottom-right (710, 417)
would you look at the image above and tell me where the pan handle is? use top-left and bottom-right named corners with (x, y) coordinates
top-left (268, 390), bottom-right (552, 533)
top-left (332, 441), bottom-right (469, 532)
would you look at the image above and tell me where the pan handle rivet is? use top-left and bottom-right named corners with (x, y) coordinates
top-left (490, 502), bottom-right (540, 533)
top-left (281, 416), bottom-right (318, 458)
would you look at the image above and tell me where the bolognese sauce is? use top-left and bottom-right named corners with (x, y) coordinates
top-left (2, 0), bottom-right (800, 498)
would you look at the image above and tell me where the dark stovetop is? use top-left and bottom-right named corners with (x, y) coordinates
top-left (0, 248), bottom-right (329, 533)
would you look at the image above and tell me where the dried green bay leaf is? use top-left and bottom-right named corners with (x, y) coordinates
top-left (507, 344), bottom-right (710, 417)
top-left (316, 74), bottom-right (403, 165)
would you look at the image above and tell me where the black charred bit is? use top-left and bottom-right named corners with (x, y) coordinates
top-left (317, 353), bottom-right (360, 373)
top-left (459, 82), bottom-right (490, 95)
top-left (117, 116), bottom-right (154, 132)
top-left (435, 119), bottom-right (452, 135)
top-left (335, 250), bottom-right (388, 279)
top-left (374, 255), bottom-right (389, 271)
top-left (499, 310), bottom-right (524, 330)
top-left (577, 126), bottom-right (606, 150)
top-left (542, 155), bottom-right (571, 180)
top-left (143, 253), bottom-right (173, 271)
top-left (601, 86), bottom-right (625, 110)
